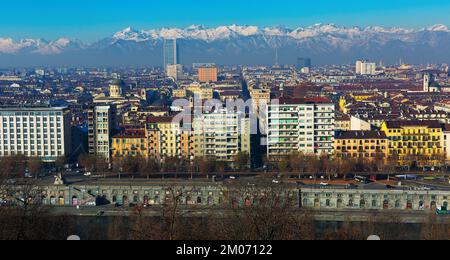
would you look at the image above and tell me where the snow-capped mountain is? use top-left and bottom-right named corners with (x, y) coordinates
top-left (0, 37), bottom-right (84, 55)
top-left (1, 24), bottom-right (450, 66)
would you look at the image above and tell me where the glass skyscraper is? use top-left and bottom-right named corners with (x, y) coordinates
top-left (163, 39), bottom-right (179, 69)
top-left (297, 57), bottom-right (312, 69)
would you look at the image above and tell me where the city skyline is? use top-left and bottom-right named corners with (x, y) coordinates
top-left (2, 1), bottom-right (450, 242)
top-left (1, 0), bottom-right (450, 41)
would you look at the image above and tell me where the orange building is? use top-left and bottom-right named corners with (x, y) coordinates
top-left (198, 66), bottom-right (218, 83)
top-left (146, 116), bottom-right (193, 160)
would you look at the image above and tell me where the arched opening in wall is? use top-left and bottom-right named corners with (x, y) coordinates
top-left (326, 199), bottom-right (331, 207)
top-left (407, 201), bottom-right (413, 210)
top-left (186, 196), bottom-right (192, 205)
top-left (72, 196), bottom-right (79, 206)
top-left (337, 199), bottom-right (343, 209)
top-left (360, 200), bottom-right (366, 209)
top-left (443, 201), bottom-right (448, 211)
top-left (383, 200), bottom-right (389, 209)
top-left (58, 196), bottom-right (65, 206)
top-left (197, 196), bottom-right (202, 205)
top-left (112, 195), bottom-right (117, 203)
top-left (395, 200), bottom-right (401, 209)
top-left (348, 199), bottom-right (354, 207)
top-left (143, 196), bottom-right (149, 205)
top-left (431, 201), bottom-right (437, 210)
top-left (245, 197), bottom-right (252, 206)
top-left (372, 200), bottom-right (377, 208)
top-left (314, 199), bottom-right (320, 208)
top-left (123, 196), bottom-right (129, 206)
top-left (302, 198), bottom-right (308, 208)
top-left (207, 196), bottom-right (214, 205)
top-left (50, 196), bottom-right (56, 205)
top-left (41, 195), bottom-right (47, 205)
top-left (133, 196), bottom-right (139, 204)
top-left (419, 201), bottom-right (424, 210)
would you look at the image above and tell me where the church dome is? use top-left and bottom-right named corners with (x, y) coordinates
top-left (110, 79), bottom-right (125, 86)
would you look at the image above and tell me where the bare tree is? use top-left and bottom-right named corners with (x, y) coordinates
top-left (211, 180), bottom-right (315, 240)
top-left (28, 157), bottom-right (43, 180)
top-left (139, 158), bottom-right (159, 180)
top-left (233, 152), bottom-right (250, 172)
top-left (421, 213), bottom-right (450, 240)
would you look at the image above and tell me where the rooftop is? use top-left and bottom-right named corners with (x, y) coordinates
top-left (335, 131), bottom-right (387, 140)
top-left (384, 120), bottom-right (442, 129)
top-left (113, 129), bottom-right (146, 139)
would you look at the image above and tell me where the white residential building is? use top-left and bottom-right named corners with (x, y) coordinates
top-left (192, 110), bottom-right (251, 162)
top-left (0, 106), bottom-right (71, 162)
top-left (166, 64), bottom-right (184, 81)
top-left (88, 105), bottom-right (117, 162)
top-left (356, 60), bottom-right (377, 75)
top-left (266, 98), bottom-right (335, 159)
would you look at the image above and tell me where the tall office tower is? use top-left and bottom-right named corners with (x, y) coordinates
top-left (88, 105), bottom-right (117, 162)
top-left (166, 64), bottom-right (184, 81)
top-left (0, 106), bottom-right (71, 162)
top-left (163, 39), bottom-right (179, 70)
top-left (266, 98), bottom-right (335, 160)
top-left (198, 65), bottom-right (218, 83)
top-left (356, 60), bottom-right (376, 75)
top-left (192, 110), bottom-right (251, 162)
top-left (297, 57), bottom-right (312, 70)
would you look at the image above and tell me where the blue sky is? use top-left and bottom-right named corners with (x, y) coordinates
top-left (1, 0), bottom-right (450, 42)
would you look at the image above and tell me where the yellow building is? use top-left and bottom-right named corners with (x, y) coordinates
top-left (339, 96), bottom-right (347, 114)
top-left (250, 88), bottom-right (271, 114)
top-left (186, 84), bottom-right (214, 100)
top-left (350, 93), bottom-right (376, 102)
top-left (112, 129), bottom-right (148, 159)
top-left (334, 131), bottom-right (388, 161)
top-left (335, 114), bottom-right (351, 131)
top-left (146, 117), bottom-right (192, 160)
top-left (173, 89), bottom-right (187, 98)
top-left (380, 121), bottom-right (443, 166)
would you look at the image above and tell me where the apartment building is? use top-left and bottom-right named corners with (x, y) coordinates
top-left (380, 121), bottom-right (443, 166)
top-left (266, 98), bottom-right (335, 159)
top-left (192, 110), bottom-right (251, 162)
top-left (146, 116), bottom-right (192, 160)
top-left (88, 105), bottom-right (117, 162)
top-left (112, 129), bottom-right (148, 159)
top-left (198, 65), bottom-right (218, 83)
top-left (334, 131), bottom-right (388, 161)
top-left (0, 106), bottom-right (71, 162)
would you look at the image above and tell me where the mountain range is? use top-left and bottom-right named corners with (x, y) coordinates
top-left (1, 24), bottom-right (449, 67)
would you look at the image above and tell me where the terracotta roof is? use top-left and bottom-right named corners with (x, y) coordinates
top-left (442, 124), bottom-right (450, 132)
top-left (277, 97), bottom-right (332, 105)
top-left (384, 120), bottom-right (442, 129)
top-left (113, 129), bottom-right (146, 139)
top-left (146, 116), bottom-right (175, 124)
top-left (336, 131), bottom-right (387, 140)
